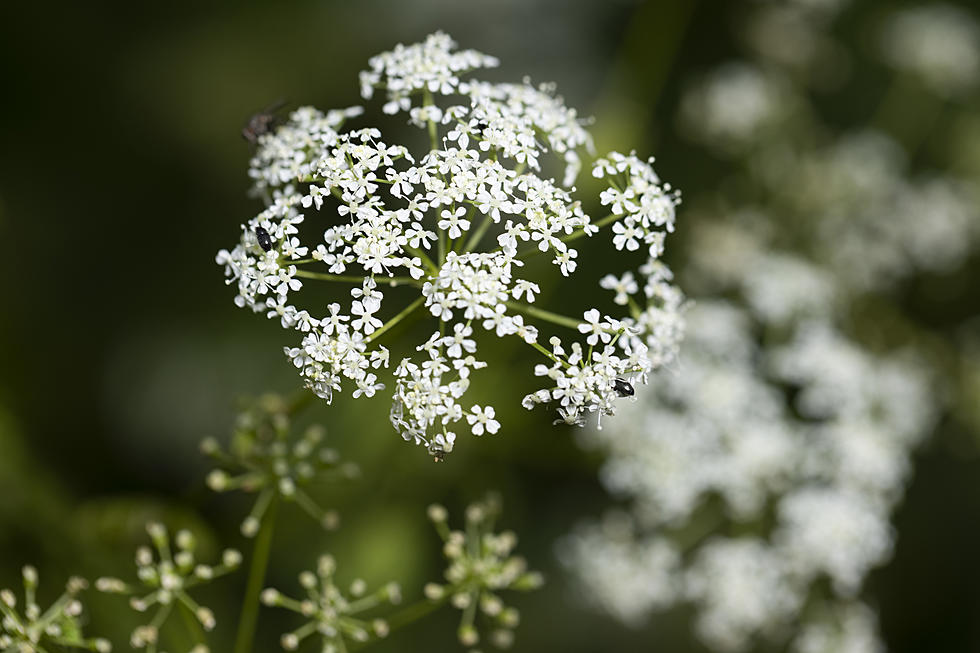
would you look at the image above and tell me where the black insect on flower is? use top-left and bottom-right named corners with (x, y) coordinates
top-left (428, 443), bottom-right (447, 463)
top-left (242, 100), bottom-right (287, 144)
top-left (254, 226), bottom-right (274, 252)
top-left (612, 377), bottom-right (634, 397)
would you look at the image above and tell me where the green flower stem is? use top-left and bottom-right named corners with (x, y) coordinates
top-left (178, 599), bottom-right (207, 646)
top-left (423, 89), bottom-right (439, 151)
top-left (463, 209), bottom-right (495, 252)
top-left (234, 495), bottom-right (279, 653)
top-left (505, 301), bottom-right (582, 330)
top-left (404, 245), bottom-right (439, 275)
top-left (293, 270), bottom-right (420, 285)
top-left (286, 388), bottom-right (316, 415)
top-left (365, 296), bottom-right (426, 344)
top-left (382, 596), bottom-right (448, 632)
top-left (526, 339), bottom-right (568, 368)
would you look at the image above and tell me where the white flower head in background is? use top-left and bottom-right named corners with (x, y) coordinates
top-left (217, 32), bottom-right (685, 460)
top-left (678, 62), bottom-right (793, 154)
top-left (561, 245), bottom-right (938, 652)
top-left (879, 3), bottom-right (980, 97)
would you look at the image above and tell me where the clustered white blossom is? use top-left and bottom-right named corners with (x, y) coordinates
top-left (1, 567), bottom-right (111, 653)
top-left (201, 393), bottom-right (357, 536)
top-left (678, 62), bottom-right (792, 154)
top-left (878, 3), bottom-right (980, 97)
top-left (217, 32), bottom-right (685, 460)
top-left (96, 523), bottom-right (241, 653)
top-left (559, 2), bottom-right (978, 647)
top-left (261, 555), bottom-right (401, 652)
top-left (740, 0), bottom-right (851, 75)
top-left (764, 130), bottom-right (980, 290)
top-left (425, 496), bottom-right (543, 651)
top-left (561, 249), bottom-right (937, 652)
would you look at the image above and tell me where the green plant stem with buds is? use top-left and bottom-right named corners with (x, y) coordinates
top-left (234, 496), bottom-right (279, 653)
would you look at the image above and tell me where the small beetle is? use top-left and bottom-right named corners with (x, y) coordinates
top-left (254, 226), bottom-right (274, 252)
top-left (612, 378), bottom-right (635, 397)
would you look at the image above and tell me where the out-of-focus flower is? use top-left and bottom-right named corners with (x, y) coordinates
top-left (425, 496), bottom-right (542, 650)
top-left (562, 247), bottom-right (937, 651)
top-left (96, 523), bottom-right (240, 651)
top-left (879, 3), bottom-right (980, 97)
top-left (1, 567), bottom-right (110, 653)
top-left (261, 555), bottom-right (400, 652)
top-left (201, 393), bottom-right (356, 537)
top-left (678, 63), bottom-right (794, 154)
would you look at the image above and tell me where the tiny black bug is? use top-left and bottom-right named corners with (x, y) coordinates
top-left (242, 100), bottom-right (287, 144)
top-left (254, 226), bottom-right (274, 252)
top-left (612, 378), bottom-right (635, 397)
top-left (428, 444), bottom-right (446, 463)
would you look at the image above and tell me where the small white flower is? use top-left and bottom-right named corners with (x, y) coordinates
top-left (466, 405), bottom-right (500, 435)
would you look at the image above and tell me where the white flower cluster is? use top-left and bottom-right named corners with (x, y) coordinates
top-left (561, 249), bottom-right (936, 652)
top-left (740, 0), bottom-right (850, 75)
top-left (678, 63), bottom-right (792, 154)
top-left (218, 32), bottom-right (685, 459)
top-left (878, 3), bottom-right (980, 97)
top-left (759, 130), bottom-right (980, 291)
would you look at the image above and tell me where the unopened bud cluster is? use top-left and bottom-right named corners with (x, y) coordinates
top-left (96, 523), bottom-right (240, 651)
top-left (261, 554), bottom-right (400, 652)
top-left (426, 496), bottom-right (542, 651)
top-left (1, 567), bottom-right (110, 653)
top-left (202, 393), bottom-right (357, 536)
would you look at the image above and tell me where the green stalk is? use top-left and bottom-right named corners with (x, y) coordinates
top-left (365, 296), bottom-right (426, 344)
top-left (293, 270), bottom-right (420, 285)
top-left (234, 496), bottom-right (279, 653)
top-left (463, 210), bottom-right (495, 252)
top-left (505, 301), bottom-right (583, 330)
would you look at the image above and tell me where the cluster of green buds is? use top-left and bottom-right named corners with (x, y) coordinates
top-left (1, 566), bottom-right (110, 652)
top-left (261, 554), bottom-right (401, 652)
top-left (425, 497), bottom-right (543, 651)
top-left (95, 523), bottom-right (240, 652)
top-left (201, 393), bottom-right (358, 537)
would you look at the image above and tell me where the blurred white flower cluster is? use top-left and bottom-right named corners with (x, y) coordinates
top-left (879, 3), bottom-right (980, 97)
top-left (561, 264), bottom-right (936, 651)
top-left (760, 131), bottom-right (980, 291)
top-left (558, 2), bottom-right (980, 645)
top-left (217, 32), bottom-right (685, 459)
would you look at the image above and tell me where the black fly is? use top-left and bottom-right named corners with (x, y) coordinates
top-left (254, 226), bottom-right (274, 252)
top-left (612, 378), bottom-right (635, 397)
top-left (242, 100), bottom-right (287, 144)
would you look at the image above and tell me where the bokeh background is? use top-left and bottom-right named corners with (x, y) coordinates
top-left (1, 0), bottom-right (979, 651)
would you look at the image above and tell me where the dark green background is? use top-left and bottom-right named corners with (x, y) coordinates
top-left (1, 1), bottom-right (978, 651)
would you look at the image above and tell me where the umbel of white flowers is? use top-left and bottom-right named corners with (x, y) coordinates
top-left (216, 32), bottom-right (686, 460)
